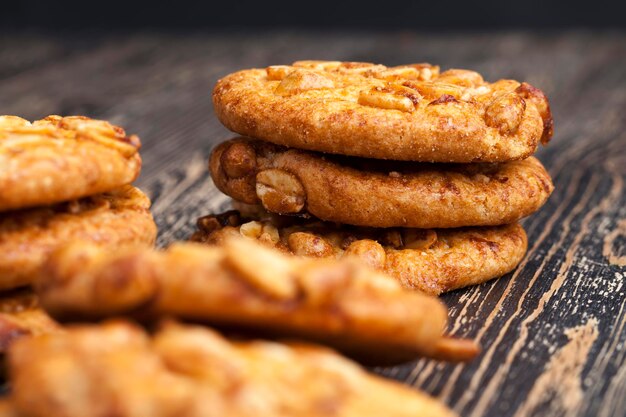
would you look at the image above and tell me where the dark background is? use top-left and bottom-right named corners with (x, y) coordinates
top-left (2, 0), bottom-right (625, 30)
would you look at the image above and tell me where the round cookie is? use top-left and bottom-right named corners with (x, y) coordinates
top-left (0, 185), bottom-right (157, 290)
top-left (213, 61), bottom-right (553, 163)
top-left (191, 209), bottom-right (528, 295)
top-left (210, 137), bottom-right (553, 229)
top-left (0, 115), bottom-right (142, 212)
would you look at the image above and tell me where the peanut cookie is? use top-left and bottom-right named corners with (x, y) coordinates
top-left (0, 289), bottom-right (59, 355)
top-left (213, 61), bottom-right (553, 162)
top-left (37, 237), bottom-right (478, 365)
top-left (210, 138), bottom-right (553, 228)
top-left (4, 321), bottom-right (456, 417)
top-left (192, 208), bottom-right (528, 295)
top-left (0, 185), bottom-right (157, 290)
top-left (0, 115), bottom-right (141, 212)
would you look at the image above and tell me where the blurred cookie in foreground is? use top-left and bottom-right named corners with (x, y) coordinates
top-left (0, 115), bottom-right (141, 212)
top-left (36, 237), bottom-right (478, 365)
top-left (3, 321), bottom-right (457, 417)
top-left (210, 137), bottom-right (553, 228)
top-left (213, 61), bottom-right (552, 162)
top-left (0, 185), bottom-right (157, 290)
top-left (191, 208), bottom-right (528, 295)
top-left (0, 289), bottom-right (59, 355)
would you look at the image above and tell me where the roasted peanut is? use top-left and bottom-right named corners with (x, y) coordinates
top-left (220, 141), bottom-right (257, 179)
top-left (266, 65), bottom-right (292, 81)
top-left (381, 230), bottom-right (403, 249)
top-left (336, 62), bottom-right (386, 75)
top-left (292, 60), bottom-right (342, 71)
top-left (358, 85), bottom-right (420, 112)
top-left (515, 82), bottom-right (553, 143)
top-left (343, 239), bottom-right (386, 270)
top-left (484, 92), bottom-right (526, 135)
top-left (274, 69), bottom-right (334, 96)
top-left (287, 232), bottom-right (335, 258)
top-left (378, 64), bottom-right (440, 81)
top-left (223, 237), bottom-right (297, 300)
top-left (256, 169), bottom-right (306, 214)
top-left (437, 69), bottom-right (484, 87)
top-left (403, 81), bottom-right (464, 101)
top-left (402, 229), bottom-right (438, 250)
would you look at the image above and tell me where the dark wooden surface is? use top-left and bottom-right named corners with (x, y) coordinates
top-left (1, 30), bottom-right (625, 417)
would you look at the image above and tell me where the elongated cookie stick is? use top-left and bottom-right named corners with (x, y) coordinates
top-left (37, 237), bottom-right (479, 365)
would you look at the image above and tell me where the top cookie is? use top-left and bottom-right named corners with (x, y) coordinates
top-left (0, 115), bottom-right (142, 212)
top-left (213, 61), bottom-right (553, 162)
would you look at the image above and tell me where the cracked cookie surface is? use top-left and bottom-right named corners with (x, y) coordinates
top-left (213, 61), bottom-right (553, 162)
top-left (36, 237), bottom-right (478, 365)
top-left (3, 321), bottom-right (457, 417)
top-left (0, 185), bottom-right (157, 290)
top-left (0, 115), bottom-right (142, 212)
top-left (210, 137), bottom-right (553, 228)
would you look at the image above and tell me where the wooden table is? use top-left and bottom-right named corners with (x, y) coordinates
top-left (1, 30), bottom-right (624, 417)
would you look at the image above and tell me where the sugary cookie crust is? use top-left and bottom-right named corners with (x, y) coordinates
top-left (36, 238), bottom-right (478, 365)
top-left (0, 185), bottom-right (157, 290)
top-left (4, 321), bottom-right (457, 417)
top-left (210, 137), bottom-right (553, 228)
top-left (192, 208), bottom-right (528, 295)
top-left (0, 289), bottom-right (60, 354)
top-left (0, 115), bottom-right (142, 211)
top-left (213, 61), bottom-right (553, 162)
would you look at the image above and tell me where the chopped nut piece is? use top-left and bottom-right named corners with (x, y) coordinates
top-left (428, 94), bottom-right (460, 106)
top-left (196, 211), bottom-right (241, 234)
top-left (437, 69), bottom-right (484, 87)
top-left (265, 65), bottom-right (291, 80)
top-left (403, 81), bottom-right (464, 101)
top-left (515, 82), bottom-right (553, 144)
top-left (381, 230), bottom-right (404, 248)
top-left (373, 64), bottom-right (439, 81)
top-left (256, 169), bottom-right (306, 214)
top-left (287, 232), bottom-right (335, 258)
top-left (358, 85), bottom-right (419, 112)
top-left (219, 141), bottom-right (256, 179)
top-left (344, 239), bottom-right (386, 269)
top-left (274, 69), bottom-right (334, 96)
top-left (292, 60), bottom-right (343, 70)
top-left (223, 237), bottom-right (298, 300)
top-left (258, 223), bottom-right (280, 245)
top-left (239, 221), bottom-right (263, 239)
top-left (403, 229), bottom-right (438, 250)
top-left (484, 92), bottom-right (526, 135)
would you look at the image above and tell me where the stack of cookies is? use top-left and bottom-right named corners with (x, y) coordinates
top-left (198, 60), bottom-right (554, 295)
top-left (0, 115), bottom-right (157, 350)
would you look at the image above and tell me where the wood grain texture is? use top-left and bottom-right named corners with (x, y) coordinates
top-left (0, 30), bottom-right (624, 417)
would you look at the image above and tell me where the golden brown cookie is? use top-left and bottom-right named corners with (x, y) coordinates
top-left (192, 208), bottom-right (528, 295)
top-left (213, 61), bottom-right (553, 163)
top-left (0, 289), bottom-right (59, 355)
top-left (4, 321), bottom-right (457, 417)
top-left (0, 115), bottom-right (142, 212)
top-left (210, 137), bottom-right (553, 228)
top-left (0, 185), bottom-right (157, 290)
top-left (37, 238), bottom-right (478, 365)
